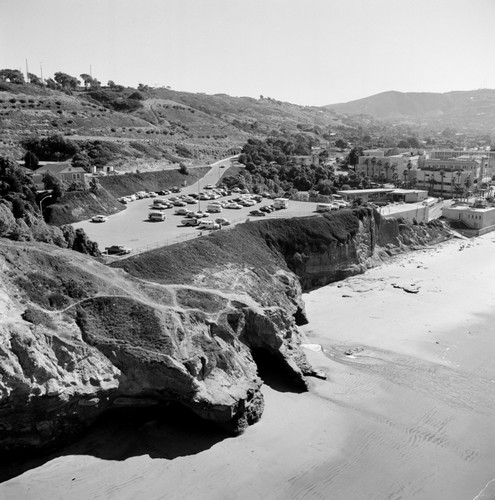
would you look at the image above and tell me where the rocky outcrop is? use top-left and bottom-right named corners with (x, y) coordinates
top-left (0, 239), bottom-right (307, 453)
top-left (0, 209), bottom-right (452, 453)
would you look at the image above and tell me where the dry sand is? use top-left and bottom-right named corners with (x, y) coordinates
top-left (2, 234), bottom-right (495, 499)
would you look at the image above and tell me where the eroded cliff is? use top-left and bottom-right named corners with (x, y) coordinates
top-left (0, 209), bottom-right (452, 454)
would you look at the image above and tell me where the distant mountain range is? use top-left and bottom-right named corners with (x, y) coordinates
top-left (326, 89), bottom-right (495, 133)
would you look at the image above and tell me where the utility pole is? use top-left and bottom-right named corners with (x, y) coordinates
top-left (25, 59), bottom-right (29, 82)
top-left (40, 62), bottom-right (44, 85)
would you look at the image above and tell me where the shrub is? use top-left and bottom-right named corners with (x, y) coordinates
top-left (21, 307), bottom-right (55, 329)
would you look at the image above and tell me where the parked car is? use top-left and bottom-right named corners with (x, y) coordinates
top-left (226, 202), bottom-right (243, 209)
top-left (175, 208), bottom-right (193, 216)
top-left (148, 212), bottom-right (166, 221)
top-left (198, 220), bottom-right (220, 230)
top-left (182, 218), bottom-right (199, 226)
top-left (249, 210), bottom-right (266, 217)
top-left (173, 200), bottom-right (187, 207)
top-left (171, 186), bottom-right (182, 193)
top-left (259, 205), bottom-right (273, 213)
top-left (240, 199), bottom-right (255, 207)
top-left (215, 218), bottom-right (231, 226)
top-left (91, 215), bottom-right (107, 223)
top-left (105, 245), bottom-right (131, 255)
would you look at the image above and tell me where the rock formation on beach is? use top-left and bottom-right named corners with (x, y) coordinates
top-left (0, 209), bottom-right (452, 453)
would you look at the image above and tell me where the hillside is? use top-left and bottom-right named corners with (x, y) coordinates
top-left (0, 82), bottom-right (349, 165)
top-left (326, 89), bottom-right (495, 133)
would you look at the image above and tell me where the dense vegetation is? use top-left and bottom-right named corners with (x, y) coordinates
top-left (0, 155), bottom-right (100, 254)
top-left (232, 137), bottom-right (366, 196)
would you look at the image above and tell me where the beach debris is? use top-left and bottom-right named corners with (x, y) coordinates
top-left (312, 369), bottom-right (327, 380)
top-left (342, 294), bottom-right (352, 298)
top-left (344, 347), bottom-right (364, 356)
top-left (391, 283), bottom-right (419, 294)
top-left (302, 343), bottom-right (322, 352)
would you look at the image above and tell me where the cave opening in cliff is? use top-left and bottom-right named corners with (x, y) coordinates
top-left (251, 348), bottom-right (307, 393)
top-left (0, 403), bottom-right (231, 483)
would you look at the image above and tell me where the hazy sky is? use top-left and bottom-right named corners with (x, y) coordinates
top-left (2, 0), bottom-right (494, 106)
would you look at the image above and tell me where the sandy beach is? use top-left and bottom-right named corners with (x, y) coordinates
top-left (2, 234), bottom-right (495, 500)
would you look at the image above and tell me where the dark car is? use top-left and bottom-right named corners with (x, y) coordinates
top-left (249, 210), bottom-right (266, 217)
top-left (259, 205), bottom-right (273, 213)
top-left (105, 245), bottom-right (132, 255)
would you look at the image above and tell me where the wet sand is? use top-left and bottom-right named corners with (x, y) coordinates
top-left (2, 235), bottom-right (495, 499)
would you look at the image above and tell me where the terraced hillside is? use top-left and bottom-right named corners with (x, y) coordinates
top-left (0, 82), bottom-right (348, 164)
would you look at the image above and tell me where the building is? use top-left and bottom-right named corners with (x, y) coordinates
top-left (31, 162), bottom-right (87, 190)
top-left (355, 153), bottom-right (419, 183)
top-left (292, 154), bottom-right (320, 166)
top-left (428, 150), bottom-right (494, 177)
top-left (388, 189), bottom-right (428, 203)
top-left (442, 202), bottom-right (495, 235)
top-left (415, 158), bottom-right (482, 198)
top-left (336, 188), bottom-right (393, 203)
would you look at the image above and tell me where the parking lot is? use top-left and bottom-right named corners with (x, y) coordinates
top-left (73, 164), bottom-right (319, 255)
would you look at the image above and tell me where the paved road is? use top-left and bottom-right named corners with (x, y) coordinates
top-left (73, 158), bottom-right (318, 255)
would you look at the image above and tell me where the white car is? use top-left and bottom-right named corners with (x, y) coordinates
top-left (226, 202), bottom-right (243, 209)
top-left (91, 215), bottom-right (107, 223)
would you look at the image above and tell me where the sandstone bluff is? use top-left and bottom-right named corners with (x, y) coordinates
top-left (0, 209), bottom-right (451, 453)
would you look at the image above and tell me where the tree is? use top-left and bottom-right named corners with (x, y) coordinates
top-left (27, 72), bottom-right (43, 86)
top-left (376, 159), bottom-right (383, 178)
top-left (0, 69), bottom-right (25, 84)
top-left (54, 72), bottom-right (80, 90)
top-left (24, 151), bottom-right (39, 170)
top-left (89, 178), bottom-right (99, 194)
top-left (71, 151), bottom-right (92, 172)
top-left (428, 177), bottom-right (436, 195)
top-left (439, 169), bottom-right (446, 197)
top-left (45, 78), bottom-right (59, 90)
top-left (179, 162), bottom-right (189, 175)
top-left (364, 157), bottom-right (370, 177)
top-left (42, 172), bottom-right (63, 201)
top-left (371, 157), bottom-right (377, 178)
top-left (464, 176), bottom-right (472, 201)
top-left (22, 134), bottom-right (79, 161)
top-left (334, 139), bottom-right (348, 150)
top-left (384, 161), bottom-right (390, 181)
top-left (80, 73), bottom-right (100, 90)
top-left (346, 147), bottom-right (363, 168)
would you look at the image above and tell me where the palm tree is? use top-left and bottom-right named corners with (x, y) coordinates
top-left (428, 177), bottom-right (436, 195)
top-left (439, 169), bottom-right (446, 197)
top-left (464, 175), bottom-right (472, 202)
top-left (403, 169), bottom-right (408, 187)
top-left (392, 171), bottom-right (399, 187)
top-left (376, 159), bottom-right (383, 180)
top-left (384, 161), bottom-right (390, 181)
top-left (364, 158), bottom-right (370, 178)
top-left (391, 163), bottom-right (397, 185)
top-left (371, 157), bottom-right (377, 178)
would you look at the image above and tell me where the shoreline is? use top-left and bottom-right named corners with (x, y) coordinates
top-left (2, 234), bottom-right (495, 499)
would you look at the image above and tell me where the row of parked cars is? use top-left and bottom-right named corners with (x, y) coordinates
top-left (118, 187), bottom-right (183, 204)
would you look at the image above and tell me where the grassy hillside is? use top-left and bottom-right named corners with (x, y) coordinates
top-left (0, 82), bottom-right (349, 164)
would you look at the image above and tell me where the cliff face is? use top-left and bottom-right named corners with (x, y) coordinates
top-left (0, 209), bottom-right (452, 454)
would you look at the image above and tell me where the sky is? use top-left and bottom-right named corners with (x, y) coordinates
top-left (2, 0), bottom-right (495, 106)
